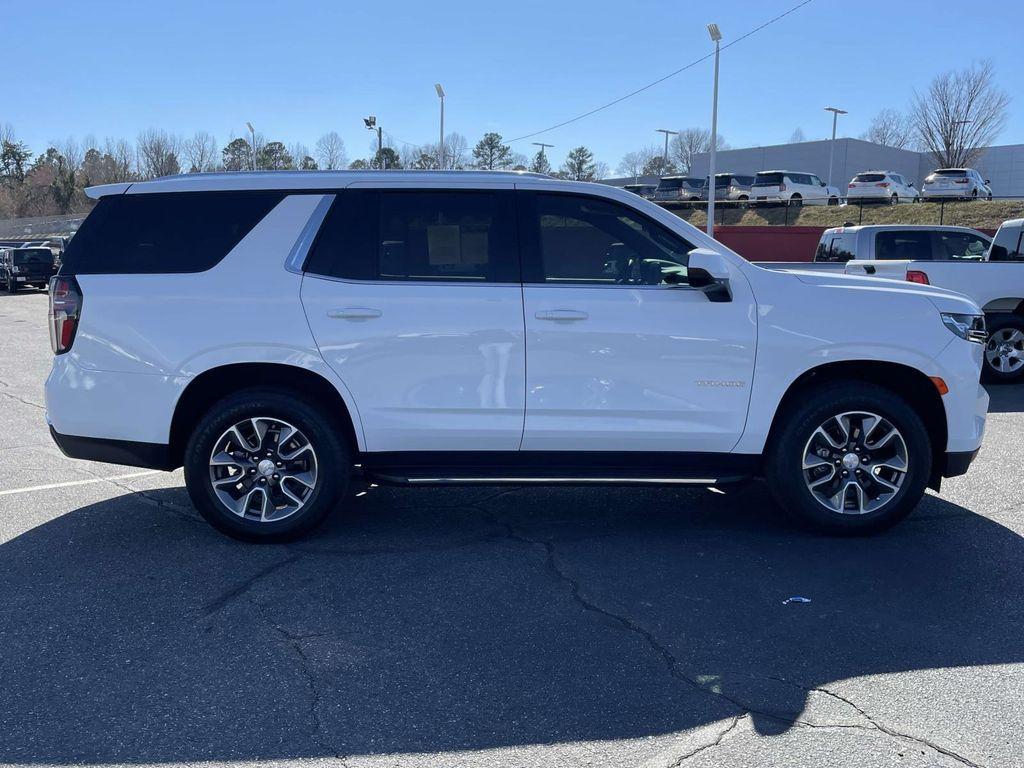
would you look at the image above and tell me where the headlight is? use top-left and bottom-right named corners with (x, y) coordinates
top-left (941, 312), bottom-right (986, 343)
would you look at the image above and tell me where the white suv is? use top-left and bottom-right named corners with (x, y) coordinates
top-left (45, 171), bottom-right (988, 541)
top-left (751, 170), bottom-right (841, 206)
top-left (921, 168), bottom-right (993, 201)
top-left (846, 171), bottom-right (919, 204)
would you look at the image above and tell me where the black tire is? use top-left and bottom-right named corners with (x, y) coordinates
top-left (889, 194), bottom-right (899, 206)
top-left (5, 278), bottom-right (16, 294)
top-left (183, 388), bottom-right (351, 542)
top-left (765, 382), bottom-right (931, 535)
top-left (981, 314), bottom-right (1024, 384)
top-left (790, 194), bottom-right (802, 208)
top-left (828, 196), bottom-right (839, 206)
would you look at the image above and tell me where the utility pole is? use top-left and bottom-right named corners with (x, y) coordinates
top-left (656, 129), bottom-right (678, 174)
top-left (824, 106), bottom-right (848, 187)
top-left (706, 23), bottom-right (722, 237)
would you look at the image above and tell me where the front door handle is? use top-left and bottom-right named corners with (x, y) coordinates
top-left (535, 309), bottom-right (589, 321)
top-left (328, 307), bottom-right (383, 320)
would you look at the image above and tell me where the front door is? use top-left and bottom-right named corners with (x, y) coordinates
top-left (517, 190), bottom-right (757, 453)
top-left (301, 187), bottom-right (526, 452)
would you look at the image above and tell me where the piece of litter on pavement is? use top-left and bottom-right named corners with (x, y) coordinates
top-left (782, 596), bottom-right (812, 605)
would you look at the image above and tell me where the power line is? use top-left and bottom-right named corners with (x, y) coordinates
top-left (506, 0), bottom-right (815, 143)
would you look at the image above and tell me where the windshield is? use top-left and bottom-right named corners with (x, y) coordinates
top-left (853, 173), bottom-right (886, 182)
top-left (12, 248), bottom-right (52, 265)
top-left (753, 173), bottom-right (783, 186)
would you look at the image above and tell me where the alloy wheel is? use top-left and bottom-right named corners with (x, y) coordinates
top-left (986, 328), bottom-right (1024, 374)
top-left (208, 416), bottom-right (318, 522)
top-left (802, 411), bottom-right (908, 515)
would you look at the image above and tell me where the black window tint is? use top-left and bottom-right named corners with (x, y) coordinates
top-left (306, 189), bottom-right (518, 283)
top-left (989, 228), bottom-right (1024, 261)
top-left (875, 231), bottom-right (932, 261)
top-left (815, 233), bottom-right (857, 262)
top-left (528, 193), bottom-right (694, 285)
top-left (61, 192), bottom-right (283, 275)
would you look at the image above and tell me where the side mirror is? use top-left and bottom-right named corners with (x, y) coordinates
top-left (985, 179), bottom-right (991, 185)
top-left (687, 248), bottom-right (732, 302)
top-left (820, 181), bottom-right (826, 186)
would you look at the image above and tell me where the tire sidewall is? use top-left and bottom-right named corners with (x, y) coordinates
top-left (184, 389), bottom-right (350, 542)
top-left (766, 383), bottom-right (931, 534)
top-left (982, 315), bottom-right (1024, 383)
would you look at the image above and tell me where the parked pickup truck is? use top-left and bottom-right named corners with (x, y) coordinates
top-left (845, 219), bottom-right (1024, 382)
top-left (815, 225), bottom-right (991, 263)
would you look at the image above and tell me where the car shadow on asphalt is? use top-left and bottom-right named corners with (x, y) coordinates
top-left (0, 480), bottom-right (1020, 763)
top-left (985, 382), bottom-right (1024, 413)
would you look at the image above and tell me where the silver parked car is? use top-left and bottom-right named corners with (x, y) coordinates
top-left (920, 168), bottom-right (992, 201)
top-left (701, 173), bottom-right (755, 203)
top-left (653, 176), bottom-right (704, 201)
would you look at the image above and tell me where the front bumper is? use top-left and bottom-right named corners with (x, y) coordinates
top-left (943, 448), bottom-right (980, 478)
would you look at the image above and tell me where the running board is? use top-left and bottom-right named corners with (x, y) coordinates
top-left (358, 451), bottom-right (759, 487)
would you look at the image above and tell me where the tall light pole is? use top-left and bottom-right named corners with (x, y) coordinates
top-left (655, 129), bottom-right (678, 174)
top-left (435, 83), bottom-right (446, 169)
top-left (246, 121), bottom-right (256, 171)
top-left (532, 142), bottom-right (554, 173)
top-left (706, 23), bottom-right (722, 237)
top-left (364, 116), bottom-right (384, 168)
top-left (824, 106), bottom-right (847, 187)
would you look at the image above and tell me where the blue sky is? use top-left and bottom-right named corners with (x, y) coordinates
top-left (5, 0), bottom-right (1023, 170)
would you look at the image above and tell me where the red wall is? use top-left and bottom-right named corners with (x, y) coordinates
top-left (712, 226), bottom-right (825, 262)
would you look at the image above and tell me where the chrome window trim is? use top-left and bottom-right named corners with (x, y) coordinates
top-left (284, 194), bottom-right (336, 275)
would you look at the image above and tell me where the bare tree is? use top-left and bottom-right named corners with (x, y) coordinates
top-left (183, 131), bottom-right (218, 172)
top-left (670, 128), bottom-right (727, 174)
top-left (862, 109), bottom-right (913, 149)
top-left (56, 137), bottom-right (83, 172)
top-left (788, 127), bottom-right (806, 144)
top-left (104, 138), bottom-right (135, 181)
top-left (315, 131), bottom-right (347, 170)
top-left (616, 146), bottom-right (658, 178)
top-left (911, 61), bottom-right (1009, 167)
top-left (136, 129), bottom-right (182, 178)
top-left (441, 132), bottom-right (468, 169)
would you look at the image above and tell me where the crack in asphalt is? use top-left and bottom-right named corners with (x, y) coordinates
top-left (0, 388), bottom-right (44, 410)
top-left (202, 553), bottom-right (304, 615)
top-left (248, 596), bottom-right (350, 766)
top-left (666, 713), bottom-right (746, 766)
top-left (491, 515), bottom-right (988, 768)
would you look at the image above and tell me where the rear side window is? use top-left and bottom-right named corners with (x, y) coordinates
top-left (875, 231), bottom-right (932, 261)
top-left (815, 232), bottom-right (857, 262)
top-left (305, 189), bottom-right (519, 283)
top-left (61, 192), bottom-right (284, 275)
top-left (935, 232), bottom-right (989, 260)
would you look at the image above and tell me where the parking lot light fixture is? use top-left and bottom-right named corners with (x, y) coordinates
top-left (435, 83), bottom-right (446, 170)
top-left (825, 106), bottom-right (848, 187)
top-left (246, 121), bottom-right (256, 171)
top-left (655, 129), bottom-right (678, 173)
top-left (706, 23), bottom-right (721, 237)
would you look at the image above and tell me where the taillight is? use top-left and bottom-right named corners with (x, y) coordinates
top-left (779, 182), bottom-right (787, 192)
top-left (848, 183), bottom-right (857, 188)
top-left (875, 182), bottom-right (890, 188)
top-left (906, 270), bottom-right (930, 285)
top-left (48, 275), bottom-right (82, 355)
top-left (954, 178), bottom-right (969, 184)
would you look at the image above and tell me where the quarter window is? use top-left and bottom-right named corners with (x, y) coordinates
top-left (526, 193), bottom-right (694, 285)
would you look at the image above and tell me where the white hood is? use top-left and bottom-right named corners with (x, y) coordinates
top-left (789, 270), bottom-right (982, 315)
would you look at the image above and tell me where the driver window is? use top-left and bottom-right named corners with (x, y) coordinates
top-left (533, 193), bottom-right (694, 285)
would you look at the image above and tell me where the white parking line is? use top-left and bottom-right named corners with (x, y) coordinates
top-left (0, 470), bottom-right (162, 498)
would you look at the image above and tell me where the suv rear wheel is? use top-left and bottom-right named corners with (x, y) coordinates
top-left (183, 388), bottom-right (351, 542)
top-left (765, 382), bottom-right (931, 534)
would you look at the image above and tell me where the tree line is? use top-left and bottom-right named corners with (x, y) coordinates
top-left (0, 125), bottom-right (610, 219)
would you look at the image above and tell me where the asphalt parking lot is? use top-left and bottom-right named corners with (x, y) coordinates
top-left (1, 290), bottom-right (1022, 768)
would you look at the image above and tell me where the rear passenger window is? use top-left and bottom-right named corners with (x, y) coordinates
top-left (61, 192), bottom-right (284, 274)
top-left (875, 231), bottom-right (932, 261)
top-left (936, 232), bottom-right (989, 260)
top-left (305, 189), bottom-right (518, 283)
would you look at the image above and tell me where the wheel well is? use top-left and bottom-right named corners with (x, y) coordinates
top-left (168, 363), bottom-right (359, 467)
top-left (768, 361), bottom-right (947, 481)
top-left (981, 299), bottom-right (1024, 315)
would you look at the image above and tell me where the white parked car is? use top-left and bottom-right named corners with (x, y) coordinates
top-left (751, 170), bottom-right (841, 206)
top-left (846, 171), bottom-right (919, 205)
top-left (46, 170), bottom-right (987, 541)
top-left (920, 168), bottom-right (992, 201)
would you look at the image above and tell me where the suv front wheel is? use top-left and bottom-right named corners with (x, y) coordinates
top-left (765, 382), bottom-right (931, 534)
top-left (183, 388), bottom-right (351, 542)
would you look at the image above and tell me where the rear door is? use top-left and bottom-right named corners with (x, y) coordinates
top-left (300, 186), bottom-right (527, 452)
top-left (874, 230), bottom-right (934, 261)
top-left (516, 189), bottom-right (756, 452)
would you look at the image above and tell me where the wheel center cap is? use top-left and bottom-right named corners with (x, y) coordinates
top-left (257, 459), bottom-right (276, 477)
top-left (842, 452), bottom-right (861, 470)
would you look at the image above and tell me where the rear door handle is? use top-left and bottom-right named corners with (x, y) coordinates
top-left (328, 307), bottom-right (383, 320)
top-left (534, 309), bottom-right (589, 321)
